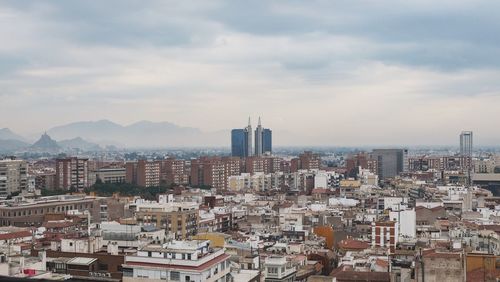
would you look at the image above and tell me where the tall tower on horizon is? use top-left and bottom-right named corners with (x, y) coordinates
top-left (254, 117), bottom-right (272, 156)
top-left (231, 117), bottom-right (253, 158)
top-left (232, 117), bottom-right (271, 157)
top-left (460, 131), bottom-right (473, 185)
top-left (246, 117), bottom-right (253, 157)
top-left (254, 117), bottom-right (263, 156)
top-left (460, 131), bottom-right (473, 158)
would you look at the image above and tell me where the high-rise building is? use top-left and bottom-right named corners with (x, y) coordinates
top-left (231, 129), bottom-right (247, 158)
top-left (460, 131), bottom-right (473, 157)
top-left (291, 151), bottom-right (321, 172)
top-left (0, 157), bottom-right (28, 198)
top-left (371, 149), bottom-right (408, 180)
top-left (125, 160), bottom-right (160, 187)
top-left (159, 158), bottom-right (189, 185)
top-left (245, 117), bottom-right (253, 157)
top-left (231, 117), bottom-right (253, 158)
top-left (232, 117), bottom-right (272, 157)
top-left (255, 117), bottom-right (272, 156)
top-left (263, 128), bottom-right (272, 154)
top-left (255, 117), bottom-right (263, 156)
top-left (190, 156), bottom-right (242, 190)
top-left (55, 157), bottom-right (89, 190)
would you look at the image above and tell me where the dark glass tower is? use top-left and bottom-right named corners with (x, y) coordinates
top-left (231, 117), bottom-right (252, 158)
top-left (231, 129), bottom-right (247, 158)
top-left (262, 128), bottom-right (272, 154)
top-left (255, 117), bottom-right (272, 156)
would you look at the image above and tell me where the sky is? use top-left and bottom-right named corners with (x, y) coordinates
top-left (1, 0), bottom-right (500, 146)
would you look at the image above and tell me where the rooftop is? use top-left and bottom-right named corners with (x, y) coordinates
top-left (67, 257), bottom-right (98, 266)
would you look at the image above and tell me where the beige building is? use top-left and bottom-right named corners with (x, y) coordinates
top-left (92, 167), bottom-right (126, 185)
top-left (0, 158), bottom-right (28, 198)
top-left (0, 195), bottom-right (99, 227)
top-left (134, 201), bottom-right (199, 239)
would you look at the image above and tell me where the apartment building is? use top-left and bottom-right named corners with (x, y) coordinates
top-left (0, 195), bottom-right (99, 227)
top-left (55, 157), bottom-right (89, 190)
top-left (122, 240), bottom-right (231, 282)
top-left (126, 160), bottom-right (160, 187)
top-left (0, 157), bottom-right (28, 198)
top-left (190, 157), bottom-right (241, 190)
top-left (134, 200), bottom-right (199, 239)
top-left (159, 158), bottom-right (189, 185)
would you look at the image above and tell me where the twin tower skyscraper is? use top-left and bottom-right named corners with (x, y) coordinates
top-left (231, 117), bottom-right (272, 158)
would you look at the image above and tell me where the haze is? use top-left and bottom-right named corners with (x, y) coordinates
top-left (1, 1), bottom-right (500, 146)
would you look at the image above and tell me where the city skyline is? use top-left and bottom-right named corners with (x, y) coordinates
top-left (0, 119), bottom-right (488, 148)
top-left (1, 1), bottom-right (500, 146)
top-left (1, 2), bottom-right (500, 281)
top-left (232, 117), bottom-right (272, 157)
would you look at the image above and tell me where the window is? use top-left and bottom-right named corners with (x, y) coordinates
top-left (98, 263), bottom-right (108, 270)
top-left (122, 268), bottom-right (133, 277)
top-left (170, 271), bottom-right (180, 281)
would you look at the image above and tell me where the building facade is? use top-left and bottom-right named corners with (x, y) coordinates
top-left (55, 157), bottom-right (89, 190)
top-left (122, 240), bottom-right (231, 282)
top-left (371, 149), bottom-right (408, 180)
top-left (0, 158), bottom-right (28, 198)
top-left (231, 118), bottom-right (253, 158)
top-left (254, 117), bottom-right (272, 156)
top-left (126, 160), bottom-right (160, 187)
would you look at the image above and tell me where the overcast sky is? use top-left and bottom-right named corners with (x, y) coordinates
top-left (1, 0), bottom-right (500, 146)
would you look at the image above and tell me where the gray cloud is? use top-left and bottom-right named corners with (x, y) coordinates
top-left (0, 0), bottom-right (500, 146)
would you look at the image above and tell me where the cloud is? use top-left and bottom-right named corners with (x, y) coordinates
top-left (0, 0), bottom-right (499, 146)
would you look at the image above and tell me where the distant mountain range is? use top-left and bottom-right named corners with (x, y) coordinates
top-left (44, 119), bottom-right (228, 148)
top-left (0, 128), bottom-right (27, 142)
top-left (30, 133), bottom-right (60, 151)
top-left (58, 137), bottom-right (101, 151)
top-left (0, 120), bottom-right (231, 152)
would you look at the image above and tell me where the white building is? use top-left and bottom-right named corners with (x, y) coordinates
top-left (389, 209), bottom-right (416, 239)
top-left (122, 240), bottom-right (231, 282)
top-left (264, 256), bottom-right (296, 282)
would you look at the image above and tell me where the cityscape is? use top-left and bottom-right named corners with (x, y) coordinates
top-left (1, 1), bottom-right (500, 282)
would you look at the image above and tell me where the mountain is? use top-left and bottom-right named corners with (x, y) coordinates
top-left (0, 139), bottom-right (30, 152)
top-left (31, 133), bottom-right (60, 151)
top-left (45, 120), bottom-right (223, 147)
top-left (58, 137), bottom-right (101, 151)
top-left (0, 128), bottom-right (26, 142)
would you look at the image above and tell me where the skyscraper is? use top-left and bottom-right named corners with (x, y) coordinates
top-left (263, 128), bottom-right (272, 154)
top-left (254, 117), bottom-right (272, 156)
top-left (255, 117), bottom-right (263, 156)
top-left (460, 131), bottom-right (473, 157)
top-left (371, 149), bottom-right (408, 180)
top-left (231, 118), bottom-right (253, 158)
top-left (246, 117), bottom-right (253, 157)
top-left (231, 129), bottom-right (247, 158)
